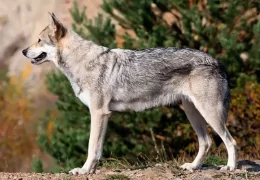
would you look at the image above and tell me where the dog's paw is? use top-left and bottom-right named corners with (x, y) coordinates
top-left (69, 167), bottom-right (89, 175)
top-left (220, 165), bottom-right (235, 171)
top-left (180, 163), bottom-right (199, 172)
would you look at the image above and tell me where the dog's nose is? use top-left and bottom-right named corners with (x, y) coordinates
top-left (22, 49), bottom-right (28, 56)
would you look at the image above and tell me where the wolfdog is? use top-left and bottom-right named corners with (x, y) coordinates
top-left (22, 13), bottom-right (237, 174)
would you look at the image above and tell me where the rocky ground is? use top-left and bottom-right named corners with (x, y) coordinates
top-left (0, 160), bottom-right (259, 180)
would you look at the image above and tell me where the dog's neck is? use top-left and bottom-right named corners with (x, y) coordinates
top-left (54, 29), bottom-right (107, 80)
top-left (60, 31), bottom-right (89, 60)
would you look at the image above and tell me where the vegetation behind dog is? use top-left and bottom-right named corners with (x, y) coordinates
top-left (37, 0), bottom-right (260, 170)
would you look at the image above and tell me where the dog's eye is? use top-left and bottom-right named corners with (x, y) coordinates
top-left (38, 39), bottom-right (41, 43)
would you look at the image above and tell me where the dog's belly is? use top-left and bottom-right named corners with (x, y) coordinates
top-left (109, 93), bottom-right (181, 112)
top-left (109, 101), bottom-right (137, 111)
top-left (109, 101), bottom-right (147, 112)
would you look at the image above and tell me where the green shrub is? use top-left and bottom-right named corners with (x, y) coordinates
top-left (32, 157), bottom-right (44, 173)
top-left (203, 155), bottom-right (227, 167)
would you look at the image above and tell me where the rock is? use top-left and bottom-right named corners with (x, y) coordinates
top-left (0, 0), bottom-right (102, 97)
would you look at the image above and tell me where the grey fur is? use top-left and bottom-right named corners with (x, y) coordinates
top-left (22, 13), bottom-right (237, 175)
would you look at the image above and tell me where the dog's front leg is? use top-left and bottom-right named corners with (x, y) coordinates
top-left (69, 109), bottom-right (110, 175)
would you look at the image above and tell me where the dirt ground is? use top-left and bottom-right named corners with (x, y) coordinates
top-left (0, 160), bottom-right (259, 180)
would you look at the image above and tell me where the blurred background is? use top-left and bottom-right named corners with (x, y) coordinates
top-left (0, 0), bottom-right (259, 173)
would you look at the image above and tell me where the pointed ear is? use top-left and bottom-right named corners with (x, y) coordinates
top-left (48, 12), bottom-right (67, 41)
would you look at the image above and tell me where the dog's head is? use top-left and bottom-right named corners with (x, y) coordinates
top-left (22, 13), bottom-right (67, 65)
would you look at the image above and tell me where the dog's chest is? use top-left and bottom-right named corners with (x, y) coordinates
top-left (71, 82), bottom-right (90, 107)
top-left (77, 92), bottom-right (90, 107)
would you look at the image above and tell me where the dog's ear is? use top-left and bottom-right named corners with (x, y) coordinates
top-left (48, 12), bottom-right (67, 41)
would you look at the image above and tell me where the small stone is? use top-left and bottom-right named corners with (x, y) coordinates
top-left (155, 163), bottom-right (163, 167)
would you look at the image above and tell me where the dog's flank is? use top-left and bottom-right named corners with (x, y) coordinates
top-left (22, 13), bottom-right (237, 175)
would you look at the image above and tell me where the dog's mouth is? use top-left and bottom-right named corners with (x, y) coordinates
top-left (31, 52), bottom-right (47, 64)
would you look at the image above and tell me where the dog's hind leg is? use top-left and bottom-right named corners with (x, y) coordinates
top-left (181, 98), bottom-right (212, 171)
top-left (191, 96), bottom-right (237, 171)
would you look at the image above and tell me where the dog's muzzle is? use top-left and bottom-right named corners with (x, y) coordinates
top-left (22, 48), bottom-right (47, 64)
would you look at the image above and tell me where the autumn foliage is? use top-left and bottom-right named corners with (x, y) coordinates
top-left (0, 64), bottom-right (38, 172)
top-left (230, 83), bottom-right (260, 158)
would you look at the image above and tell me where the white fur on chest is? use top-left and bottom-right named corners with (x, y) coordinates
top-left (77, 91), bottom-right (90, 107)
top-left (71, 82), bottom-right (90, 107)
